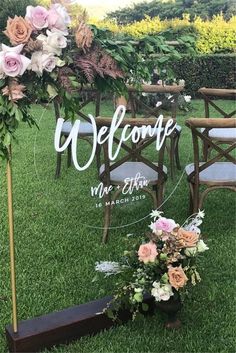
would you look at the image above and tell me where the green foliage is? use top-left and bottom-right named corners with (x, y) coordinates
top-left (108, 0), bottom-right (236, 24)
top-left (0, 92), bottom-right (36, 159)
top-left (0, 0), bottom-right (37, 43)
top-left (92, 26), bottom-right (192, 88)
top-left (171, 54), bottom-right (236, 96)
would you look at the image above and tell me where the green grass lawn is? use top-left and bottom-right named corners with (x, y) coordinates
top-left (0, 99), bottom-right (235, 353)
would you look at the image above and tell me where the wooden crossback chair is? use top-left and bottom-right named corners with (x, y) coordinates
top-left (96, 116), bottom-right (171, 243)
top-left (116, 84), bottom-right (184, 179)
top-left (198, 88), bottom-right (236, 160)
top-left (185, 118), bottom-right (236, 213)
top-left (54, 90), bottom-right (101, 178)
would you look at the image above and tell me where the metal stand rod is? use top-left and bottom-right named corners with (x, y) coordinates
top-left (6, 150), bottom-right (18, 333)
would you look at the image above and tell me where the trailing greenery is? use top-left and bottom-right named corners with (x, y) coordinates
top-left (90, 14), bottom-right (236, 54)
top-left (107, 0), bottom-right (236, 24)
top-left (170, 54), bottom-right (236, 96)
top-left (92, 26), bottom-right (195, 89)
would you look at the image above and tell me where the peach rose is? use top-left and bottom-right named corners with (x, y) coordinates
top-left (138, 242), bottom-right (157, 264)
top-left (2, 80), bottom-right (26, 102)
top-left (4, 16), bottom-right (32, 45)
top-left (168, 266), bottom-right (188, 290)
top-left (177, 228), bottom-right (199, 248)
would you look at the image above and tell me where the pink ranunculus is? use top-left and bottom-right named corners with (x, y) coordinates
top-left (138, 242), bottom-right (158, 264)
top-left (154, 217), bottom-right (177, 233)
top-left (0, 44), bottom-right (31, 77)
top-left (25, 6), bottom-right (49, 30)
top-left (47, 5), bottom-right (68, 35)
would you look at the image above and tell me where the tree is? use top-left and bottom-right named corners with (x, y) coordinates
top-left (107, 0), bottom-right (235, 24)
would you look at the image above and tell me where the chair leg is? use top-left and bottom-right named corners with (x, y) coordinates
top-left (157, 184), bottom-right (164, 208)
top-left (67, 142), bottom-right (72, 168)
top-left (192, 184), bottom-right (199, 214)
top-left (55, 152), bottom-right (62, 179)
top-left (188, 183), bottom-right (194, 215)
top-left (152, 186), bottom-right (158, 209)
top-left (102, 197), bottom-right (111, 243)
top-left (96, 145), bottom-right (101, 177)
top-left (169, 136), bottom-right (175, 180)
top-left (202, 141), bottom-right (209, 161)
top-left (175, 132), bottom-right (181, 170)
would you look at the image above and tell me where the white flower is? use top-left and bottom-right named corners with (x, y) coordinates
top-left (95, 261), bottom-right (122, 277)
top-left (197, 209), bottom-right (205, 219)
top-left (184, 247), bottom-right (197, 257)
top-left (184, 95), bottom-right (191, 103)
top-left (179, 79), bottom-right (185, 86)
top-left (30, 51), bottom-right (56, 75)
top-left (183, 210), bottom-right (205, 234)
top-left (151, 281), bottom-right (173, 302)
top-left (150, 210), bottom-right (163, 220)
top-left (0, 66), bottom-right (5, 79)
top-left (156, 101), bottom-right (162, 107)
top-left (197, 240), bottom-right (209, 253)
top-left (37, 30), bottom-right (67, 56)
top-left (149, 224), bottom-right (163, 237)
top-left (157, 80), bottom-right (162, 85)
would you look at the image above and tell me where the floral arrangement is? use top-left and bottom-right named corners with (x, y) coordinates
top-left (0, 2), bottom-right (125, 160)
top-left (95, 210), bottom-right (208, 319)
top-left (0, 3), bottom-right (71, 159)
top-left (0, 2), bottom-right (188, 161)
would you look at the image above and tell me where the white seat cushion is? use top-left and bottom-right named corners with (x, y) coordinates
top-left (201, 128), bottom-right (236, 141)
top-left (185, 162), bottom-right (236, 183)
top-left (62, 121), bottom-right (93, 135)
top-left (100, 162), bottom-right (167, 184)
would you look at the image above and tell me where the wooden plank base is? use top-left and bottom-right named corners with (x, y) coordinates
top-left (6, 296), bottom-right (155, 353)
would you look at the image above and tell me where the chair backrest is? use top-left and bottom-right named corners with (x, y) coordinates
top-left (198, 87), bottom-right (236, 119)
top-left (53, 88), bottom-right (101, 122)
top-left (96, 117), bottom-right (171, 186)
top-left (126, 84), bottom-right (184, 119)
top-left (185, 118), bottom-right (236, 184)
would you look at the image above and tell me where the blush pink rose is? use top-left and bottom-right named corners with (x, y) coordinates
top-left (25, 6), bottom-right (49, 30)
top-left (48, 5), bottom-right (68, 34)
top-left (138, 242), bottom-right (158, 264)
top-left (154, 217), bottom-right (177, 233)
top-left (0, 44), bottom-right (31, 77)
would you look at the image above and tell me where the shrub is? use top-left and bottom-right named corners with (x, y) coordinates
top-left (90, 14), bottom-right (236, 54)
top-left (170, 54), bottom-right (236, 96)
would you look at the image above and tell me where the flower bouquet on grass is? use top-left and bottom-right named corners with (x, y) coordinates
top-left (95, 210), bottom-right (208, 328)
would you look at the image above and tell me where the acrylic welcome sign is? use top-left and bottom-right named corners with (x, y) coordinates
top-left (4, 94), bottom-right (181, 352)
top-left (52, 105), bottom-right (177, 236)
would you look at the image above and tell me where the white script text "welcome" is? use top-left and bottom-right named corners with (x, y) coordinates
top-left (54, 105), bottom-right (176, 171)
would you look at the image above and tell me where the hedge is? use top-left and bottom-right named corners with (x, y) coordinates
top-left (90, 14), bottom-right (236, 54)
top-left (170, 54), bottom-right (236, 97)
